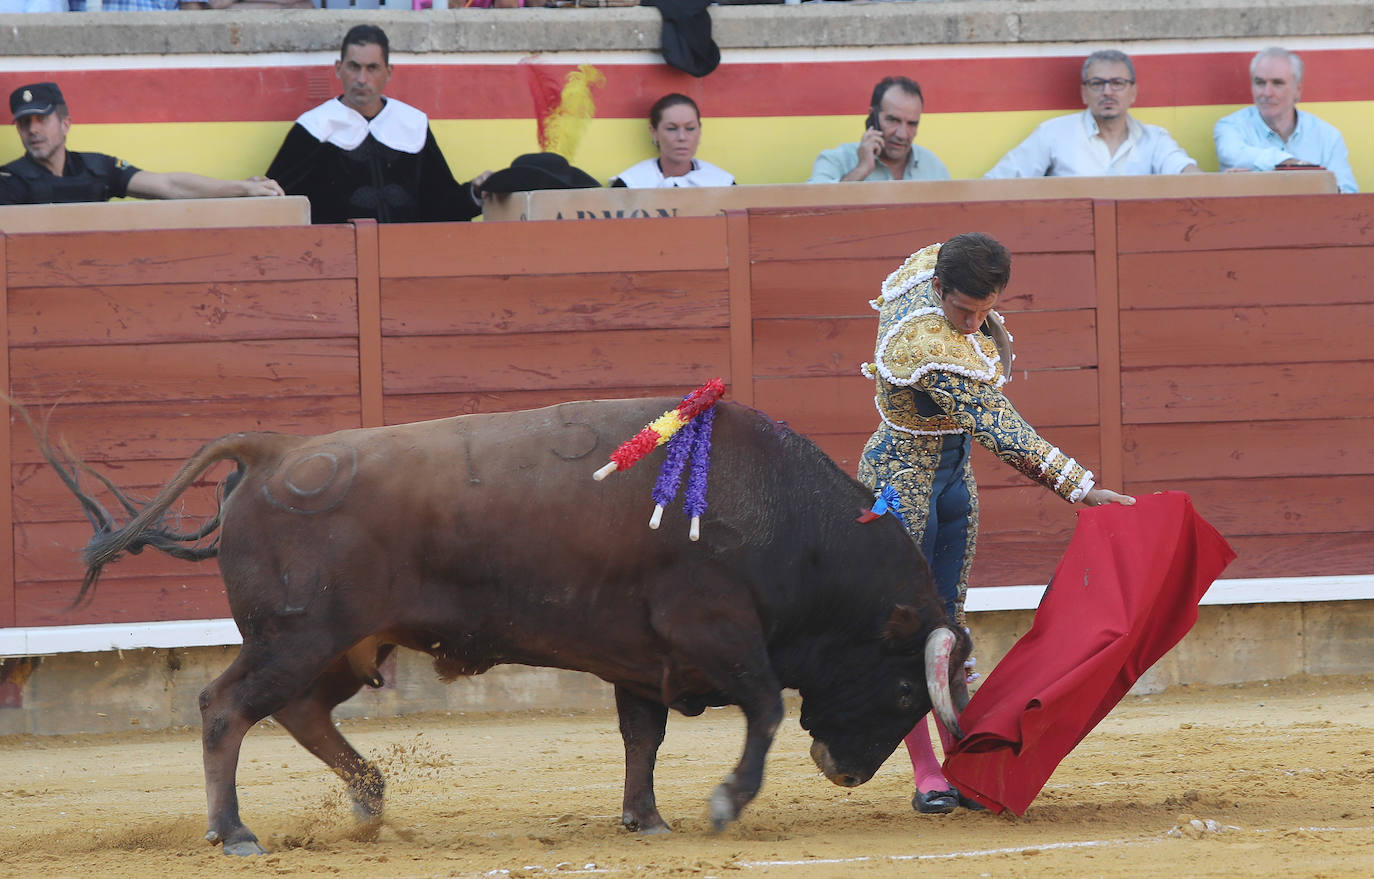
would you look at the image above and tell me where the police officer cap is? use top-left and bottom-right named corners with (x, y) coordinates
top-left (10, 83), bottom-right (65, 122)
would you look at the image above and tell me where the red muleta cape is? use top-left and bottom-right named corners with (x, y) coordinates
top-left (941, 491), bottom-right (1236, 815)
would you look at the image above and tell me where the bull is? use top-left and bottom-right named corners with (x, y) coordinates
top-left (31, 397), bottom-right (970, 855)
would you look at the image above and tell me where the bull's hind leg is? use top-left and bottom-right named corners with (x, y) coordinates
top-left (201, 636), bottom-right (363, 856)
top-left (199, 642), bottom-right (293, 856)
top-left (615, 685), bottom-right (671, 834)
top-left (272, 648), bottom-right (396, 825)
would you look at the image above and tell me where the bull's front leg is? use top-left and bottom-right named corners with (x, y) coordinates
top-left (614, 685), bottom-right (671, 833)
top-left (709, 685), bottom-right (784, 830)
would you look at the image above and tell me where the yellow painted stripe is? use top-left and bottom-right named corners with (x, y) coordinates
top-left (5, 104), bottom-right (1368, 195)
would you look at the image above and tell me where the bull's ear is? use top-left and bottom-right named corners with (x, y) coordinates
top-left (883, 605), bottom-right (922, 641)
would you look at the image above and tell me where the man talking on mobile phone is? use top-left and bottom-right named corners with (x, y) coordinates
top-left (807, 76), bottom-right (952, 184)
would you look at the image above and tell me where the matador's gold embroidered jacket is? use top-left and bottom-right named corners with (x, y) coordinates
top-left (860, 244), bottom-right (1096, 505)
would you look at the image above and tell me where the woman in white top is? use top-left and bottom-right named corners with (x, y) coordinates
top-left (611, 93), bottom-right (735, 188)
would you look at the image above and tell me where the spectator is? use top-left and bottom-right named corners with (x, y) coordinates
top-left (1213, 47), bottom-right (1358, 193)
top-left (808, 75), bottom-right (950, 183)
top-left (179, 0), bottom-right (313, 8)
top-left (0, 82), bottom-right (284, 205)
top-left (985, 50), bottom-right (1200, 178)
top-left (265, 24), bottom-right (491, 225)
top-left (0, 0), bottom-right (67, 11)
top-left (100, 0), bottom-right (177, 9)
top-left (610, 94), bottom-right (734, 188)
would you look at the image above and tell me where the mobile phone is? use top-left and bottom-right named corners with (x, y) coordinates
top-left (864, 109), bottom-right (880, 132)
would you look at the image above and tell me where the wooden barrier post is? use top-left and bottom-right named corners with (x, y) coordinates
top-left (726, 210), bottom-right (754, 407)
top-left (354, 219), bottom-right (385, 429)
top-left (1092, 199), bottom-right (1124, 492)
top-left (0, 231), bottom-right (12, 628)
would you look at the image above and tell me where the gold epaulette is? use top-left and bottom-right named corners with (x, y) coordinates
top-left (870, 313), bottom-right (1004, 387)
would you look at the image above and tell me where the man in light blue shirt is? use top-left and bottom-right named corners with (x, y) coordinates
top-left (807, 76), bottom-right (951, 184)
top-left (1213, 47), bottom-right (1358, 194)
top-left (985, 50), bottom-right (1199, 179)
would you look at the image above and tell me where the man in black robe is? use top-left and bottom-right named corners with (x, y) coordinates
top-left (266, 25), bottom-right (490, 225)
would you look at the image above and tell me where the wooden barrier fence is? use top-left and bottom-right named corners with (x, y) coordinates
top-left (3, 193), bottom-right (1371, 628)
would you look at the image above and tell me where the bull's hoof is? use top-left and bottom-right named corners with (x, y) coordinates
top-left (622, 812), bottom-right (671, 835)
top-left (223, 839), bottom-right (269, 857)
top-left (206, 828), bottom-right (267, 856)
top-left (708, 784), bottom-right (737, 831)
top-left (351, 798), bottom-right (384, 823)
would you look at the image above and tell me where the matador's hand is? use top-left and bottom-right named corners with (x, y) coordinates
top-left (1082, 487), bottom-right (1135, 507)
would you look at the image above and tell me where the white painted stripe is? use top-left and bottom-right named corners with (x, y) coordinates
top-left (964, 574), bottom-right (1374, 613)
top-left (1, 34), bottom-right (1372, 73)
top-left (3, 574), bottom-right (1370, 657)
top-left (0, 618), bottom-right (242, 657)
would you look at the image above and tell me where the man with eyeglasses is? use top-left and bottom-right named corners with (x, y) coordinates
top-left (1213, 47), bottom-right (1357, 193)
top-left (985, 50), bottom-right (1199, 178)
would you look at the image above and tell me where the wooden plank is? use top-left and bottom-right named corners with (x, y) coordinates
top-left (973, 483), bottom-right (1081, 544)
top-left (1121, 304), bottom-right (1374, 367)
top-left (1122, 420), bottom-right (1374, 482)
top-left (5, 226), bottom-right (357, 288)
top-left (0, 231), bottom-right (11, 628)
top-left (14, 459), bottom-right (238, 524)
top-left (497, 173), bottom-right (1336, 222)
top-left (747, 200), bottom-right (1097, 263)
top-left (751, 310), bottom-right (1096, 379)
top-left (752, 370), bottom-right (1101, 437)
top-left (10, 339), bottom-right (361, 405)
top-left (1094, 199), bottom-right (1124, 494)
top-left (726, 210), bottom-right (755, 407)
top-left (382, 330), bottom-right (731, 395)
top-left (1217, 533), bottom-right (1374, 579)
top-left (750, 252), bottom-right (1097, 319)
top-left (1118, 246), bottom-right (1374, 310)
top-left (9, 279), bottom-right (359, 347)
top-left (969, 537), bottom-right (1068, 588)
top-left (382, 384), bottom-right (699, 426)
top-left (15, 575), bottom-right (229, 627)
top-left (381, 271), bottom-right (730, 336)
top-left (973, 530), bottom-right (1374, 587)
top-left (355, 219), bottom-right (384, 429)
top-left (1116, 194), bottom-right (1374, 254)
top-left (1123, 362), bottom-right (1374, 424)
top-left (1130, 475), bottom-right (1374, 537)
top-left (0, 195), bottom-right (310, 233)
top-left (377, 217), bottom-right (730, 278)
top-left (16, 521), bottom-right (228, 584)
top-left (7, 397), bottom-right (362, 465)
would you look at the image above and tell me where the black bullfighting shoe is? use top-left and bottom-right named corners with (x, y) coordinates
top-left (956, 789), bottom-right (988, 811)
top-left (912, 788), bottom-right (959, 814)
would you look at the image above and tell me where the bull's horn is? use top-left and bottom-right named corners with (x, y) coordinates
top-left (924, 627), bottom-right (965, 740)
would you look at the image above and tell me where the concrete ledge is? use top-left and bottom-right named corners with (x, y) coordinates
top-left (3, 589), bottom-right (1371, 736)
top-left (0, 1), bottom-right (1370, 58)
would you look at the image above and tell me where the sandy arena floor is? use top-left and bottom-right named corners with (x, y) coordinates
top-left (1, 674), bottom-right (1371, 879)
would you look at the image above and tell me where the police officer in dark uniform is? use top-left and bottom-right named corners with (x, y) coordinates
top-left (0, 83), bottom-right (140, 204)
top-left (0, 81), bottom-right (285, 206)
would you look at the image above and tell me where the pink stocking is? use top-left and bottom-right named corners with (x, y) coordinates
top-left (903, 713), bottom-right (950, 793)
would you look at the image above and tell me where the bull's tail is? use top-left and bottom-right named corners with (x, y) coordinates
top-left (11, 400), bottom-right (292, 607)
